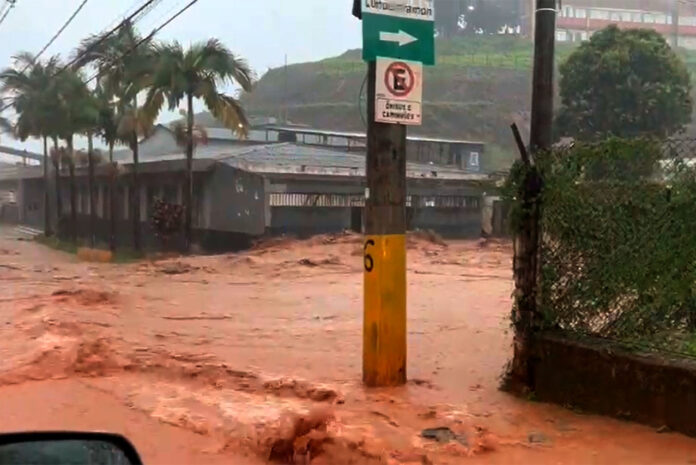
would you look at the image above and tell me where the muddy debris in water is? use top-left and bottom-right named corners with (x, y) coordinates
top-left (389, 450), bottom-right (433, 465)
top-left (528, 431), bottom-right (551, 445)
top-left (252, 235), bottom-right (298, 252)
top-left (263, 378), bottom-right (341, 403)
top-left (407, 230), bottom-right (448, 249)
top-left (297, 256), bottom-right (343, 268)
top-left (421, 427), bottom-right (468, 446)
top-left (267, 407), bottom-right (335, 464)
top-left (157, 261), bottom-right (199, 275)
top-left (51, 288), bottom-right (117, 306)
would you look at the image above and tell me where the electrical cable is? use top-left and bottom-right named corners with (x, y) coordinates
top-left (59, 0), bottom-right (158, 73)
top-left (84, 0), bottom-right (201, 85)
top-left (0, 0), bottom-right (161, 114)
top-left (31, 0), bottom-right (91, 64)
top-left (0, 0), bottom-right (16, 29)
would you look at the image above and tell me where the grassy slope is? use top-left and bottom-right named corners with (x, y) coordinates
top-left (241, 36), bottom-right (696, 172)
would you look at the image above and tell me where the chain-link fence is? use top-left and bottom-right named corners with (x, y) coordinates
top-left (533, 137), bottom-right (696, 356)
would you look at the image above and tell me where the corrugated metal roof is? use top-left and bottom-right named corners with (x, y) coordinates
top-left (215, 143), bottom-right (488, 181)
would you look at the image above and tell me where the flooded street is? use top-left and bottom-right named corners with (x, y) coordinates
top-left (1, 226), bottom-right (696, 464)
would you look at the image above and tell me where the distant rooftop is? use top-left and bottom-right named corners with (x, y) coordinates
top-left (216, 143), bottom-right (488, 180)
top-left (265, 126), bottom-right (485, 146)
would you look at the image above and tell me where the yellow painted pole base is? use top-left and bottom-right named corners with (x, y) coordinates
top-left (363, 234), bottom-right (407, 387)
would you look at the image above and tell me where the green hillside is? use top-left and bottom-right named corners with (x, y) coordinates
top-left (241, 36), bottom-right (696, 172)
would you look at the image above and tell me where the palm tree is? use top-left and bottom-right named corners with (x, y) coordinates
top-left (53, 68), bottom-right (99, 244)
top-left (73, 21), bottom-right (153, 253)
top-left (143, 39), bottom-right (254, 252)
top-left (0, 53), bottom-right (62, 237)
top-left (95, 87), bottom-right (120, 251)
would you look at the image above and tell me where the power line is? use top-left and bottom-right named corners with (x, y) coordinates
top-left (132, 0), bottom-right (166, 24)
top-left (0, 0), bottom-right (17, 30)
top-left (32, 0), bottom-right (91, 64)
top-left (0, 0), bottom-right (160, 114)
top-left (85, 0), bottom-right (201, 85)
top-left (59, 0), bottom-right (159, 73)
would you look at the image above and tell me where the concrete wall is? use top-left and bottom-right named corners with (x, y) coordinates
top-left (528, 331), bottom-right (696, 438)
top-left (202, 165), bottom-right (265, 235)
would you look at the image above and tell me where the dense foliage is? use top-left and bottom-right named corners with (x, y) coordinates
top-left (151, 198), bottom-right (184, 243)
top-left (507, 138), bottom-right (696, 354)
top-left (557, 26), bottom-right (693, 140)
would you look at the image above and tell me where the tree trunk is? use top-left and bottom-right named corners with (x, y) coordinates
top-left (52, 137), bottom-right (63, 236)
top-left (67, 136), bottom-right (77, 244)
top-left (87, 132), bottom-right (96, 248)
top-left (132, 132), bottom-right (141, 254)
top-left (184, 92), bottom-right (194, 253)
top-left (109, 142), bottom-right (116, 252)
top-left (42, 136), bottom-right (52, 237)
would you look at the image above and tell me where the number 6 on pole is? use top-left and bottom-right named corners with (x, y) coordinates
top-left (364, 239), bottom-right (375, 272)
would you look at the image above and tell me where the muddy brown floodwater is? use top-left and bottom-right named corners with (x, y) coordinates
top-left (1, 226), bottom-right (696, 464)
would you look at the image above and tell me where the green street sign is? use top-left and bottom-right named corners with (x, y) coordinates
top-left (361, 1), bottom-right (435, 65)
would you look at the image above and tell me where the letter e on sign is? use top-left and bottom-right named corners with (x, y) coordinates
top-left (375, 57), bottom-right (423, 126)
top-left (385, 62), bottom-right (415, 98)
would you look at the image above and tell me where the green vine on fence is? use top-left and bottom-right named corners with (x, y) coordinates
top-left (505, 137), bottom-right (696, 355)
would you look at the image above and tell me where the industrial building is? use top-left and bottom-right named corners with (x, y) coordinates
top-left (0, 134), bottom-right (497, 251)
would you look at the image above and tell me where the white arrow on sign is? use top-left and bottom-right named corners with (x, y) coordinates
top-left (379, 30), bottom-right (418, 47)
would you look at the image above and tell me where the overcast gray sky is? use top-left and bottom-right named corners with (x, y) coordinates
top-left (0, 0), bottom-right (362, 162)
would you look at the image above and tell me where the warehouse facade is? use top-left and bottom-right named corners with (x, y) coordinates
top-left (1, 142), bottom-right (496, 251)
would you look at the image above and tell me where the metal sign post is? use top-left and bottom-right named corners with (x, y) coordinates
top-left (355, 0), bottom-right (434, 387)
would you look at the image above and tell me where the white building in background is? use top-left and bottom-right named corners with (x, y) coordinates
top-left (519, 0), bottom-right (696, 49)
top-left (553, 1), bottom-right (696, 49)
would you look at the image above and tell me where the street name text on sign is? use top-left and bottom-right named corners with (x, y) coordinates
top-left (362, 0), bottom-right (435, 65)
top-left (375, 57), bottom-right (423, 126)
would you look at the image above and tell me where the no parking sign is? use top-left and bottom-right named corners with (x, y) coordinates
top-left (375, 57), bottom-right (423, 126)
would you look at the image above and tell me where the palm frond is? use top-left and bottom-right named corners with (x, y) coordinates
top-left (201, 87), bottom-right (249, 137)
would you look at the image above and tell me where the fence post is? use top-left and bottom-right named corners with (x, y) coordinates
top-left (505, 124), bottom-right (544, 392)
top-left (506, 0), bottom-right (556, 393)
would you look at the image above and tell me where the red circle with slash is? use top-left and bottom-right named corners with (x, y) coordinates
top-left (384, 61), bottom-right (415, 98)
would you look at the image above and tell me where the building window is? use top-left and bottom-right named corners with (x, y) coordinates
top-left (469, 152), bottom-right (480, 168)
top-left (610, 12), bottom-right (621, 22)
top-left (644, 13), bottom-right (654, 23)
top-left (563, 5), bottom-right (573, 17)
top-left (581, 31), bottom-right (589, 41)
top-left (632, 12), bottom-right (642, 23)
top-left (655, 14), bottom-right (667, 24)
top-left (590, 10), bottom-right (609, 20)
top-left (575, 8), bottom-right (586, 19)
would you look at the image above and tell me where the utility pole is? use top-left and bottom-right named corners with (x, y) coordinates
top-left (529, 0), bottom-right (556, 152)
top-left (671, 0), bottom-right (679, 49)
top-left (509, 0), bottom-right (555, 391)
top-left (363, 59), bottom-right (408, 387)
top-left (355, 0), bottom-right (434, 387)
